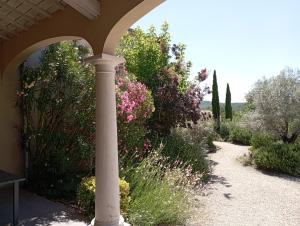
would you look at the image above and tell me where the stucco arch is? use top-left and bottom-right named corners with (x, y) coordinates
top-left (103, 0), bottom-right (164, 55)
top-left (2, 36), bottom-right (92, 78)
top-left (0, 0), bottom-right (166, 178)
top-left (0, 0), bottom-right (165, 77)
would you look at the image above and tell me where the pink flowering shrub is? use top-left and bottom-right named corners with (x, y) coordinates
top-left (116, 64), bottom-right (154, 156)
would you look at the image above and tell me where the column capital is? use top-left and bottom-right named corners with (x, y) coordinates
top-left (85, 53), bottom-right (125, 66)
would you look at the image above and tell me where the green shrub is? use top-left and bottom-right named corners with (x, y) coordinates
top-left (77, 177), bottom-right (130, 218)
top-left (173, 122), bottom-right (217, 150)
top-left (120, 179), bottom-right (130, 214)
top-left (251, 143), bottom-right (300, 176)
top-left (296, 136), bottom-right (300, 144)
top-left (219, 122), bottom-right (230, 141)
top-left (229, 127), bottom-right (252, 145)
top-left (125, 150), bottom-right (197, 226)
top-left (20, 42), bottom-right (96, 198)
top-left (161, 130), bottom-right (210, 175)
top-left (129, 181), bottom-right (188, 226)
top-left (250, 133), bottom-right (275, 149)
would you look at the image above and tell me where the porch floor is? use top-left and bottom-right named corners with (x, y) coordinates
top-left (0, 187), bottom-right (88, 226)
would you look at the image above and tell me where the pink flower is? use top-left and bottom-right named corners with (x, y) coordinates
top-left (144, 139), bottom-right (152, 150)
top-left (115, 65), bottom-right (153, 124)
top-left (127, 114), bottom-right (134, 122)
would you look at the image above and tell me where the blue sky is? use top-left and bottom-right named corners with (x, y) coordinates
top-left (134, 0), bottom-right (300, 102)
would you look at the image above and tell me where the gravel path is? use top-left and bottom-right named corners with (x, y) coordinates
top-left (189, 142), bottom-right (300, 226)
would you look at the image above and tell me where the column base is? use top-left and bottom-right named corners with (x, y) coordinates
top-left (90, 216), bottom-right (130, 226)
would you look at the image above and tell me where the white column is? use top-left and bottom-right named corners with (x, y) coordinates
top-left (86, 54), bottom-right (125, 226)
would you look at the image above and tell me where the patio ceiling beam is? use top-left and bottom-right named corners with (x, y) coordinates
top-left (0, 12), bottom-right (27, 30)
top-left (0, 1), bottom-right (36, 24)
top-left (24, 0), bottom-right (52, 18)
top-left (0, 23), bottom-right (17, 36)
top-left (62, 0), bottom-right (100, 20)
top-left (0, 33), bottom-right (8, 40)
top-left (52, 1), bottom-right (64, 10)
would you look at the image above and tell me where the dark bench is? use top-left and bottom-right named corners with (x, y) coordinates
top-left (0, 170), bottom-right (25, 226)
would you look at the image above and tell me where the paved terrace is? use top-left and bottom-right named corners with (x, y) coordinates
top-left (0, 188), bottom-right (88, 226)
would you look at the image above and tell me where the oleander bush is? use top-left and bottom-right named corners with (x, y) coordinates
top-left (118, 23), bottom-right (210, 137)
top-left (251, 142), bottom-right (300, 177)
top-left (20, 42), bottom-right (96, 198)
top-left (115, 64), bottom-right (154, 157)
top-left (77, 177), bottom-right (130, 218)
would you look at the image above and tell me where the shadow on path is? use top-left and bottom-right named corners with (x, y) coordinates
top-left (256, 169), bottom-right (300, 183)
top-left (209, 174), bottom-right (232, 188)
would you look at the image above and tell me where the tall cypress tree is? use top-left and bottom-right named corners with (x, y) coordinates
top-left (212, 70), bottom-right (220, 130)
top-left (225, 83), bottom-right (233, 120)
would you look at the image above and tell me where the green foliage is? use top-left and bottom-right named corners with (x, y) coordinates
top-left (229, 127), bottom-right (252, 145)
top-left (20, 41), bottom-right (96, 198)
top-left (129, 182), bottom-right (187, 226)
top-left (212, 70), bottom-right (220, 131)
top-left (173, 122), bottom-right (217, 151)
top-left (117, 23), bottom-right (177, 91)
top-left (120, 179), bottom-right (131, 214)
top-left (246, 68), bottom-right (300, 143)
top-left (20, 42), bottom-right (155, 199)
top-left (296, 136), bottom-right (300, 144)
top-left (219, 122), bottom-right (231, 141)
top-left (225, 83), bottom-right (233, 120)
top-left (115, 68), bottom-right (154, 156)
top-left (161, 129), bottom-right (210, 175)
top-left (250, 133), bottom-right (275, 149)
top-left (123, 150), bottom-right (199, 226)
top-left (117, 23), bottom-right (208, 137)
top-left (77, 177), bottom-right (130, 218)
top-left (251, 143), bottom-right (300, 176)
top-left (201, 101), bottom-right (246, 112)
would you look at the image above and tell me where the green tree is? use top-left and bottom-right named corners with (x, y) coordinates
top-left (225, 83), bottom-right (233, 120)
top-left (117, 23), bottom-right (190, 93)
top-left (212, 70), bottom-right (220, 131)
top-left (117, 23), bottom-right (208, 136)
top-left (246, 68), bottom-right (300, 143)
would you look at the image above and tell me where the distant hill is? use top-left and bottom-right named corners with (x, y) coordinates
top-left (201, 101), bottom-right (246, 112)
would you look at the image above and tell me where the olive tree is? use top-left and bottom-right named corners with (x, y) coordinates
top-left (246, 68), bottom-right (300, 143)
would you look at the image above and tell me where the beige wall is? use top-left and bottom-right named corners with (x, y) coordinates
top-left (0, 69), bottom-right (23, 176)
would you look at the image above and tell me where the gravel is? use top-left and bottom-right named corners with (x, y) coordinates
top-left (188, 142), bottom-right (300, 226)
